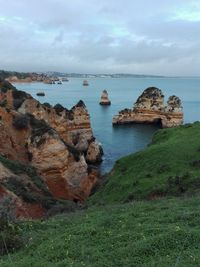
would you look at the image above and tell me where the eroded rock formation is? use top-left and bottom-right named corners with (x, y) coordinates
top-left (99, 90), bottom-right (111, 105)
top-left (112, 87), bottom-right (183, 128)
top-left (0, 80), bottom-right (103, 216)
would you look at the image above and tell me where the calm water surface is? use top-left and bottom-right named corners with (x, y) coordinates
top-left (15, 78), bottom-right (200, 173)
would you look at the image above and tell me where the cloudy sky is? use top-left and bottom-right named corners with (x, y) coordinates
top-left (0, 0), bottom-right (200, 75)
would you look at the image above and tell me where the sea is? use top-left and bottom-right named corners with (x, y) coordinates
top-left (14, 77), bottom-right (200, 174)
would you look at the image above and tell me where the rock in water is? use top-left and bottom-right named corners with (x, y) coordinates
top-left (112, 87), bottom-right (183, 128)
top-left (36, 92), bottom-right (45, 96)
top-left (99, 90), bottom-right (111, 105)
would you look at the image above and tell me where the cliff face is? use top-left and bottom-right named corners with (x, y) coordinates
top-left (0, 81), bottom-right (103, 215)
top-left (113, 87), bottom-right (183, 128)
top-left (17, 97), bottom-right (102, 163)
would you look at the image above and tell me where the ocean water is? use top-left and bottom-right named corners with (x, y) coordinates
top-left (14, 77), bottom-right (200, 173)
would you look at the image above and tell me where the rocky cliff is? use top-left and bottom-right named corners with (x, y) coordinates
top-left (112, 87), bottom-right (183, 127)
top-left (0, 79), bottom-right (103, 217)
top-left (17, 97), bottom-right (103, 164)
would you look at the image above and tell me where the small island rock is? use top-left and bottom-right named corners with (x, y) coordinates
top-left (99, 90), bottom-right (111, 105)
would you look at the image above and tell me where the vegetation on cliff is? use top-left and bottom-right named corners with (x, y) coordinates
top-left (91, 122), bottom-right (200, 204)
top-left (0, 197), bottom-right (22, 257)
top-left (0, 79), bottom-right (16, 92)
top-left (0, 156), bottom-right (55, 207)
top-left (0, 71), bottom-right (31, 81)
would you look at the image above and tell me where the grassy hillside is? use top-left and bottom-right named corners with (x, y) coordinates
top-left (1, 122), bottom-right (200, 266)
top-left (0, 195), bottom-right (200, 267)
top-left (90, 122), bottom-right (200, 204)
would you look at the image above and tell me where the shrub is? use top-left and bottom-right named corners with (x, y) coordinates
top-left (0, 197), bottom-right (22, 256)
top-left (28, 114), bottom-right (53, 144)
top-left (0, 98), bottom-right (7, 107)
top-left (0, 155), bottom-right (51, 197)
top-left (43, 102), bottom-right (51, 109)
top-left (12, 90), bottom-right (27, 99)
top-left (54, 103), bottom-right (65, 114)
top-left (13, 98), bottom-right (24, 109)
top-left (13, 114), bottom-right (29, 130)
top-left (12, 90), bottom-right (27, 109)
top-left (0, 87), bottom-right (9, 93)
top-left (64, 142), bottom-right (81, 161)
top-left (191, 159), bottom-right (200, 168)
top-left (65, 110), bottom-right (74, 120)
top-left (2, 178), bottom-right (37, 203)
top-left (157, 164), bottom-right (170, 173)
top-left (0, 197), bottom-right (16, 230)
top-left (0, 80), bottom-right (16, 92)
top-left (45, 201), bottom-right (78, 218)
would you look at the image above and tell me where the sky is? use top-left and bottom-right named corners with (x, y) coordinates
top-left (0, 0), bottom-right (200, 76)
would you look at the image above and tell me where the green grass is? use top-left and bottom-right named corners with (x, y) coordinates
top-left (90, 122), bottom-right (200, 204)
top-left (1, 122), bottom-right (200, 266)
top-left (0, 195), bottom-right (200, 266)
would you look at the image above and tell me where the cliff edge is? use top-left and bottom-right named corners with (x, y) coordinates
top-left (0, 79), bottom-right (103, 217)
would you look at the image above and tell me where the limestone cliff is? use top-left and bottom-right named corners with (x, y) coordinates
top-left (0, 80), bottom-right (103, 214)
top-left (113, 87), bottom-right (183, 128)
top-left (17, 97), bottom-right (103, 164)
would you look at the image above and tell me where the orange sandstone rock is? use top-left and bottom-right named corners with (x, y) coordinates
top-left (0, 81), bottom-right (102, 211)
top-left (113, 87), bottom-right (183, 128)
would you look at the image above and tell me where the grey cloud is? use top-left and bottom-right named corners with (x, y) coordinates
top-left (0, 0), bottom-right (199, 75)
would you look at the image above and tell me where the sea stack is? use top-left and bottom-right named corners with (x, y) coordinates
top-left (112, 87), bottom-right (183, 128)
top-left (99, 90), bottom-right (111, 105)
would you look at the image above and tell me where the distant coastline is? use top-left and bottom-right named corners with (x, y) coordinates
top-left (1, 69), bottom-right (200, 82)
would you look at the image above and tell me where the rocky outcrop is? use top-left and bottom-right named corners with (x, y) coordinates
top-left (0, 80), bottom-right (103, 214)
top-left (86, 139), bottom-right (103, 163)
top-left (17, 98), bottom-right (102, 164)
top-left (113, 87), bottom-right (183, 128)
top-left (99, 90), bottom-right (111, 105)
top-left (27, 121), bottom-right (98, 202)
